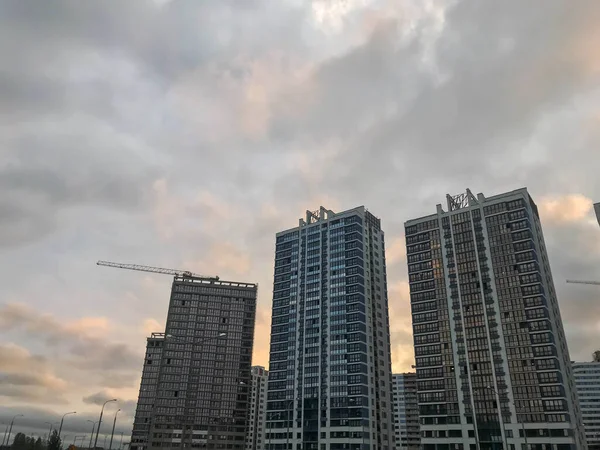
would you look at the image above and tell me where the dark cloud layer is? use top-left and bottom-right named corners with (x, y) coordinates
top-left (0, 0), bottom-right (599, 436)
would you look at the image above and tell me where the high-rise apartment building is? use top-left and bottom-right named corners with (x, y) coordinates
top-left (246, 366), bottom-right (269, 450)
top-left (265, 206), bottom-right (395, 450)
top-left (573, 355), bottom-right (600, 449)
top-left (130, 275), bottom-right (258, 450)
top-left (405, 188), bottom-right (587, 450)
top-left (392, 373), bottom-right (420, 450)
top-left (594, 202), bottom-right (600, 227)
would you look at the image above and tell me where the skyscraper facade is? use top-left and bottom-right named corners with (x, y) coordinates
top-left (405, 188), bottom-right (586, 450)
top-left (246, 366), bottom-right (269, 450)
top-left (392, 373), bottom-right (420, 450)
top-left (265, 206), bottom-right (395, 450)
top-left (130, 275), bottom-right (258, 450)
top-left (573, 356), bottom-right (600, 449)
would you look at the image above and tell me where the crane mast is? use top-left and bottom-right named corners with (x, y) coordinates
top-left (97, 260), bottom-right (219, 281)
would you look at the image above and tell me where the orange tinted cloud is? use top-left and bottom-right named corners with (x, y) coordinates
top-left (539, 194), bottom-right (594, 224)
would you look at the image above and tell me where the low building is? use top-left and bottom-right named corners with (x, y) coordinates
top-left (245, 366), bottom-right (268, 450)
top-left (392, 373), bottom-right (420, 450)
top-left (573, 354), bottom-right (600, 449)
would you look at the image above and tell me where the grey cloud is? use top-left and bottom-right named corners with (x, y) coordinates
top-left (0, 373), bottom-right (61, 389)
top-left (0, 304), bottom-right (142, 386)
top-left (0, 344), bottom-right (69, 405)
top-left (82, 391), bottom-right (115, 406)
top-left (267, 0), bottom-right (600, 206)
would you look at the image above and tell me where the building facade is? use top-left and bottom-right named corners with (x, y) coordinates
top-left (265, 206), bottom-right (395, 450)
top-left (573, 356), bottom-right (600, 449)
top-left (405, 188), bottom-right (587, 450)
top-left (131, 333), bottom-right (165, 450)
top-left (392, 373), bottom-right (420, 450)
top-left (246, 366), bottom-right (269, 450)
top-left (130, 275), bottom-right (258, 450)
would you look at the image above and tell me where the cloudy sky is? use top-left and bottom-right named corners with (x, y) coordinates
top-left (1, 0), bottom-right (599, 441)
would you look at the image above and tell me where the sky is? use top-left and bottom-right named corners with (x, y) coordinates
top-left (1, 0), bottom-right (600, 442)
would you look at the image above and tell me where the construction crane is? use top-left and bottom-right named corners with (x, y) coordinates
top-left (566, 279), bottom-right (600, 286)
top-left (97, 260), bottom-right (219, 281)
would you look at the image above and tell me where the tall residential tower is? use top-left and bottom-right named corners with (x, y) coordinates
top-left (405, 188), bottom-right (586, 450)
top-left (266, 206), bottom-right (395, 450)
top-left (130, 275), bottom-right (257, 450)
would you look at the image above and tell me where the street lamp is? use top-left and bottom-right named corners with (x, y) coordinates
top-left (44, 422), bottom-right (58, 444)
top-left (58, 412), bottom-right (77, 441)
top-left (3, 414), bottom-right (24, 447)
top-left (93, 399), bottom-right (117, 450)
top-left (87, 421), bottom-right (98, 450)
top-left (486, 386), bottom-right (528, 449)
top-left (108, 409), bottom-right (121, 450)
top-left (2, 424), bottom-right (8, 448)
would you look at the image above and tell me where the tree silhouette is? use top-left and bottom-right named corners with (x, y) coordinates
top-left (33, 437), bottom-right (44, 450)
top-left (47, 431), bottom-right (61, 450)
top-left (11, 433), bottom-right (27, 450)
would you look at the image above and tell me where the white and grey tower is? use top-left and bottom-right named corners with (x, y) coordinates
top-left (246, 366), bottom-right (269, 450)
top-left (573, 353), bottom-right (600, 449)
top-left (265, 206), bottom-right (395, 450)
top-left (405, 188), bottom-right (586, 450)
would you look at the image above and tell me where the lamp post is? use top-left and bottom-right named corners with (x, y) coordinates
top-left (44, 422), bottom-right (58, 445)
top-left (4, 414), bottom-right (24, 447)
top-left (93, 399), bottom-right (117, 450)
top-left (108, 409), bottom-right (120, 450)
top-left (87, 421), bottom-right (98, 450)
top-left (486, 386), bottom-right (528, 449)
top-left (2, 423), bottom-right (9, 448)
top-left (44, 423), bottom-right (55, 441)
top-left (58, 412), bottom-right (77, 441)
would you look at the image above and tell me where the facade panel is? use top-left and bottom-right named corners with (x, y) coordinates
top-left (405, 188), bottom-right (587, 450)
